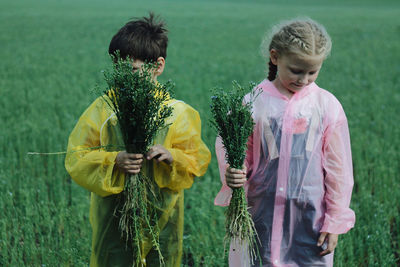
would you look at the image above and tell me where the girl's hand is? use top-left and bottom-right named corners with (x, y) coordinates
top-left (318, 232), bottom-right (338, 256)
top-left (146, 144), bottom-right (173, 165)
top-left (225, 166), bottom-right (247, 188)
top-left (116, 151), bottom-right (144, 174)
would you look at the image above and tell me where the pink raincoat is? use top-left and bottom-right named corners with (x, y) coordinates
top-left (215, 80), bottom-right (355, 267)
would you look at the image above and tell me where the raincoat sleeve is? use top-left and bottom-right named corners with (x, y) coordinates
top-left (214, 133), bottom-right (253, 207)
top-left (155, 103), bottom-right (211, 191)
top-left (321, 111), bottom-right (355, 234)
top-left (214, 136), bottom-right (231, 206)
top-left (65, 98), bottom-right (124, 197)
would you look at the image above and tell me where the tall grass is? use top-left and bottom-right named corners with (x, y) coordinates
top-left (0, 0), bottom-right (399, 266)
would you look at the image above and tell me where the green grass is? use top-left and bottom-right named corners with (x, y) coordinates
top-left (0, 0), bottom-right (399, 266)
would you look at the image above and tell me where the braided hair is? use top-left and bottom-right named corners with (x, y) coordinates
top-left (268, 59), bottom-right (277, 81)
top-left (261, 18), bottom-right (332, 81)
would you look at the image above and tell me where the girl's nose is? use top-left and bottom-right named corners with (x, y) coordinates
top-left (297, 75), bottom-right (307, 84)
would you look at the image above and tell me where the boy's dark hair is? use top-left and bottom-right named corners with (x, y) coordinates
top-left (109, 13), bottom-right (168, 62)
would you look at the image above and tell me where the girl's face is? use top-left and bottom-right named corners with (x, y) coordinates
top-left (270, 50), bottom-right (324, 95)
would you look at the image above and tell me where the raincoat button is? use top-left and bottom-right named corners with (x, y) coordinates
top-left (274, 259), bottom-right (279, 264)
top-left (279, 187), bottom-right (283, 192)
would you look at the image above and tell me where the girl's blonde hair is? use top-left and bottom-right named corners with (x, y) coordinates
top-left (261, 18), bottom-right (332, 81)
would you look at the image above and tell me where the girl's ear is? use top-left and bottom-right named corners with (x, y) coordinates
top-left (154, 57), bottom-right (165, 76)
top-left (270, 49), bottom-right (279, 65)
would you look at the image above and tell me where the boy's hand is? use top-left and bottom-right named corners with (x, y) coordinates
top-left (146, 144), bottom-right (173, 165)
top-left (116, 151), bottom-right (144, 174)
top-left (225, 166), bottom-right (247, 188)
top-left (318, 232), bottom-right (338, 256)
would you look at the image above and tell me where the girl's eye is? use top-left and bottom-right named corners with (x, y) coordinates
top-left (309, 71), bottom-right (316, 75)
top-left (290, 68), bottom-right (302, 74)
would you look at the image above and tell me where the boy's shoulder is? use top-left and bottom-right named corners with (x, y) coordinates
top-left (88, 96), bottom-right (113, 112)
top-left (77, 96), bottom-right (115, 124)
top-left (167, 98), bottom-right (197, 114)
top-left (82, 96), bottom-right (201, 125)
top-left (166, 98), bottom-right (201, 122)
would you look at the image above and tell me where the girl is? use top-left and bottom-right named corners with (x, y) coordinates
top-left (215, 18), bottom-right (355, 266)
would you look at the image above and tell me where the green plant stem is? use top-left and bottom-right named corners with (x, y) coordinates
top-left (225, 187), bottom-right (259, 263)
top-left (118, 173), bottom-right (164, 266)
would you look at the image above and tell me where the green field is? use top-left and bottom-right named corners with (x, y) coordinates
top-left (1, 0), bottom-right (399, 266)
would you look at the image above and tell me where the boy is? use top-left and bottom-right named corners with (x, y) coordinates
top-left (65, 13), bottom-right (211, 267)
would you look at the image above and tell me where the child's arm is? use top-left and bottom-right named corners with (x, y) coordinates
top-left (153, 103), bottom-right (211, 191)
top-left (321, 119), bottom-right (355, 233)
top-left (65, 98), bottom-right (125, 197)
top-left (318, 109), bottom-right (355, 255)
top-left (214, 131), bottom-right (254, 206)
top-left (224, 132), bottom-right (253, 188)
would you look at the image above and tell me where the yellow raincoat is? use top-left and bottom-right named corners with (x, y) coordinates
top-left (65, 96), bottom-right (211, 267)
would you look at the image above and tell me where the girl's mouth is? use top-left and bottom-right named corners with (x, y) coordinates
top-left (292, 83), bottom-right (305, 89)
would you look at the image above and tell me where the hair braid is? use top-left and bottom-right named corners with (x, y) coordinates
top-left (268, 59), bottom-right (277, 81)
top-left (286, 26), bottom-right (310, 53)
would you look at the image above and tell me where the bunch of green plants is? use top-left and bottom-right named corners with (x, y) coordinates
top-left (210, 81), bottom-right (260, 263)
top-left (102, 54), bottom-right (173, 266)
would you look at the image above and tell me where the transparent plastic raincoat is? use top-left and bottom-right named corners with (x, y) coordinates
top-left (65, 96), bottom-right (211, 267)
top-left (215, 80), bottom-right (355, 267)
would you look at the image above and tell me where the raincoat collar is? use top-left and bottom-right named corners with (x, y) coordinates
top-left (259, 79), bottom-right (318, 101)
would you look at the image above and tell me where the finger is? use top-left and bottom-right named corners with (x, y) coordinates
top-left (147, 144), bottom-right (162, 154)
top-left (226, 178), bottom-right (247, 186)
top-left (226, 175), bottom-right (247, 182)
top-left (126, 164), bottom-right (141, 170)
top-left (225, 165), bottom-right (230, 172)
top-left (147, 150), bottom-right (161, 160)
top-left (317, 232), bottom-right (327, 246)
top-left (149, 144), bottom-right (162, 149)
top-left (228, 168), bottom-right (246, 174)
top-left (226, 173), bottom-right (247, 180)
top-left (156, 153), bottom-right (168, 162)
top-left (126, 159), bottom-right (143, 165)
top-left (123, 160), bottom-right (142, 167)
top-left (319, 249), bottom-right (330, 256)
top-left (225, 175), bottom-right (246, 186)
top-left (227, 181), bottom-right (246, 188)
top-left (319, 245), bottom-right (334, 256)
top-left (327, 236), bottom-right (338, 251)
top-left (128, 153), bottom-right (144, 160)
top-left (146, 146), bottom-right (160, 158)
top-left (228, 184), bottom-right (244, 188)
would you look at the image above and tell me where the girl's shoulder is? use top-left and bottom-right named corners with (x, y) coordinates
top-left (253, 79), bottom-right (277, 96)
top-left (311, 84), bottom-right (348, 125)
top-left (312, 84), bottom-right (344, 110)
